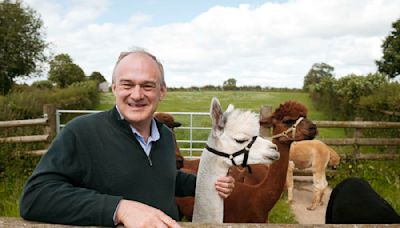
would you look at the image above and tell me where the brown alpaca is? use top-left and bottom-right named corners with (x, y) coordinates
top-left (176, 101), bottom-right (318, 222)
top-left (154, 112), bottom-right (184, 169)
top-left (286, 139), bottom-right (341, 210)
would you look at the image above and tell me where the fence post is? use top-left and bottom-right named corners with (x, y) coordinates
top-left (43, 104), bottom-right (56, 142)
top-left (259, 105), bottom-right (272, 137)
top-left (352, 117), bottom-right (363, 158)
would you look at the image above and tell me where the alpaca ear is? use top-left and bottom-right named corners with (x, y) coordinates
top-left (210, 97), bottom-right (224, 136)
top-left (226, 104), bottom-right (234, 113)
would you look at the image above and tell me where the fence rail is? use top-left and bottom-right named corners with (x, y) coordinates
top-left (314, 120), bottom-right (400, 128)
top-left (0, 104), bottom-right (56, 155)
top-left (0, 118), bottom-right (48, 128)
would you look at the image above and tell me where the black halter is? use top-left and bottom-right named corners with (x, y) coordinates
top-left (205, 136), bottom-right (258, 173)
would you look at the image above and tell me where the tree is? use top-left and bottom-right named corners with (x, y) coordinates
top-left (376, 18), bottom-right (400, 79)
top-left (88, 71), bottom-right (106, 83)
top-left (0, 0), bottom-right (48, 95)
top-left (303, 63), bottom-right (334, 91)
top-left (48, 54), bottom-right (86, 88)
top-left (223, 78), bottom-right (237, 90)
top-left (32, 80), bottom-right (54, 89)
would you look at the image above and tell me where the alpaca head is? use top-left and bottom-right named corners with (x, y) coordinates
top-left (207, 97), bottom-right (280, 168)
top-left (260, 100), bottom-right (318, 144)
top-left (154, 112), bottom-right (182, 129)
top-left (329, 150), bottom-right (341, 168)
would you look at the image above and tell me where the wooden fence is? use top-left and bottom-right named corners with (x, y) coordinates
top-left (0, 104), bottom-right (56, 156)
top-left (314, 120), bottom-right (400, 160)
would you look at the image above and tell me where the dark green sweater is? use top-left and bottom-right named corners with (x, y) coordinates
top-left (19, 107), bottom-right (196, 226)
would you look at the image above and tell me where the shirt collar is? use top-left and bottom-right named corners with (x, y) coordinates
top-left (131, 119), bottom-right (160, 143)
top-left (115, 105), bottom-right (160, 142)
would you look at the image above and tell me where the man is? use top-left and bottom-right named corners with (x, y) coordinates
top-left (20, 49), bottom-right (235, 227)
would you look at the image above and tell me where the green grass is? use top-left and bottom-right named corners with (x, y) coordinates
top-left (0, 177), bottom-right (23, 216)
top-left (269, 197), bottom-right (298, 224)
top-left (97, 91), bottom-right (326, 119)
top-left (0, 144), bottom-right (40, 217)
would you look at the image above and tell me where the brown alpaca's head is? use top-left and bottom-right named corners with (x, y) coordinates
top-left (154, 112), bottom-right (182, 129)
top-left (328, 149), bottom-right (341, 168)
top-left (259, 100), bottom-right (318, 144)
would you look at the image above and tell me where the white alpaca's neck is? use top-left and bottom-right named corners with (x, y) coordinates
top-left (192, 149), bottom-right (229, 223)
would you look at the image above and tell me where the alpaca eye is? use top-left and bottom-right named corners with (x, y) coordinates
top-left (235, 139), bottom-right (248, 144)
top-left (283, 119), bottom-right (296, 125)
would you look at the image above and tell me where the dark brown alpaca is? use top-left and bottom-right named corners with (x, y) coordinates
top-left (176, 101), bottom-right (318, 222)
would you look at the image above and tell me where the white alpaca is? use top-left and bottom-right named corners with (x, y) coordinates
top-left (192, 98), bottom-right (280, 223)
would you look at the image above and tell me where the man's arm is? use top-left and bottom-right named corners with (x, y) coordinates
top-left (175, 170), bottom-right (196, 197)
top-left (19, 127), bottom-right (121, 226)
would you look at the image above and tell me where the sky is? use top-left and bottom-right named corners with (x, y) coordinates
top-left (24, 0), bottom-right (400, 88)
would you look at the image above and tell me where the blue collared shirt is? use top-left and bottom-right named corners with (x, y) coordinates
top-left (115, 106), bottom-right (160, 156)
top-left (131, 119), bottom-right (160, 156)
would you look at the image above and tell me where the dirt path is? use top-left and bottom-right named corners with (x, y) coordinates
top-left (289, 177), bottom-right (332, 224)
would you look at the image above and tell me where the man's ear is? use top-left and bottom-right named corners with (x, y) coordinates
top-left (111, 83), bottom-right (117, 96)
top-left (160, 85), bottom-right (167, 101)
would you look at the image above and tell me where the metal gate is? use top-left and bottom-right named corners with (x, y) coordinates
top-left (56, 109), bottom-right (210, 158)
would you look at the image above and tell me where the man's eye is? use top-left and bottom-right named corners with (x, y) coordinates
top-left (141, 84), bottom-right (156, 90)
top-left (121, 84), bottom-right (131, 89)
top-left (235, 139), bottom-right (248, 144)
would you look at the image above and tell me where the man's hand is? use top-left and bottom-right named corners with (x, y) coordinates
top-left (215, 175), bottom-right (235, 198)
top-left (115, 199), bottom-right (181, 228)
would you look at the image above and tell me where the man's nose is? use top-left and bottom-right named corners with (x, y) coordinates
top-left (130, 85), bottom-right (144, 100)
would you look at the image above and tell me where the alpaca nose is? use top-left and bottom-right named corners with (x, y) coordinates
top-left (270, 144), bottom-right (278, 151)
top-left (269, 151), bottom-right (280, 161)
top-left (310, 123), bottom-right (318, 133)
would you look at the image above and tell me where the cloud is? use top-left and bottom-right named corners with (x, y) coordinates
top-left (25, 0), bottom-right (400, 88)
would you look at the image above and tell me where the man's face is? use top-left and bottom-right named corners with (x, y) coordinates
top-left (112, 53), bottom-right (166, 126)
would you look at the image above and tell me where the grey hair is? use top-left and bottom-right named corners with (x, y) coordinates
top-left (111, 48), bottom-right (166, 87)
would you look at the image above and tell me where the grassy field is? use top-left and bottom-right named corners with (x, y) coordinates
top-left (98, 91), bottom-right (324, 118)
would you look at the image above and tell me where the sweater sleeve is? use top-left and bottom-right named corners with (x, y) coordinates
top-left (175, 170), bottom-right (196, 197)
top-left (19, 127), bottom-right (122, 227)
